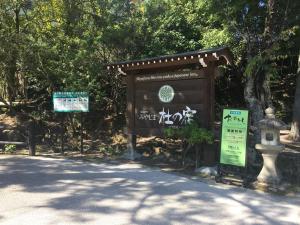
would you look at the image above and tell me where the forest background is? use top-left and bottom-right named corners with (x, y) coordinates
top-left (0, 0), bottom-right (299, 155)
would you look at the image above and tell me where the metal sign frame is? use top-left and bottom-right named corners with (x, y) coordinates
top-left (53, 92), bottom-right (89, 113)
top-left (52, 91), bottom-right (89, 154)
top-left (216, 108), bottom-right (250, 186)
top-left (220, 108), bottom-right (249, 168)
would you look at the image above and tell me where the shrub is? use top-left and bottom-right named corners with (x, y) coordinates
top-left (4, 144), bottom-right (17, 153)
top-left (164, 122), bottom-right (214, 145)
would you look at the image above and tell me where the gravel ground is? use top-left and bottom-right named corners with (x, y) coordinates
top-left (0, 155), bottom-right (299, 225)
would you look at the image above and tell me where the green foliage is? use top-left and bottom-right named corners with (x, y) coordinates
top-left (164, 122), bottom-right (214, 145)
top-left (0, 0), bottom-right (299, 128)
top-left (201, 27), bottom-right (233, 49)
top-left (4, 144), bottom-right (17, 153)
top-left (98, 145), bottom-right (122, 156)
top-left (245, 54), bottom-right (278, 78)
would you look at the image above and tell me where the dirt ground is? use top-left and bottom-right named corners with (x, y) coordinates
top-left (1, 113), bottom-right (300, 195)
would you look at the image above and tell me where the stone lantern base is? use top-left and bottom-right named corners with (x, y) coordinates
top-left (255, 144), bottom-right (284, 185)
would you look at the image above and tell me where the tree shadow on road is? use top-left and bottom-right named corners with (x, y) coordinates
top-left (0, 156), bottom-right (299, 225)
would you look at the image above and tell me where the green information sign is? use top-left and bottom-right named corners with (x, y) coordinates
top-left (53, 92), bottom-right (89, 112)
top-left (220, 109), bottom-right (249, 167)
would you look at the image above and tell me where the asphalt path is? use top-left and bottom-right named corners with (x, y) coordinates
top-left (0, 156), bottom-right (299, 225)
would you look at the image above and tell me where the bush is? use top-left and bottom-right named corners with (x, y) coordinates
top-left (164, 122), bottom-right (214, 145)
top-left (4, 144), bottom-right (17, 153)
top-left (98, 145), bottom-right (122, 156)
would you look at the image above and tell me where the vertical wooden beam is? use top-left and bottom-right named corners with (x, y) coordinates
top-left (61, 114), bottom-right (65, 154)
top-left (201, 62), bottom-right (216, 130)
top-left (201, 63), bottom-right (217, 165)
top-left (207, 62), bottom-right (216, 131)
top-left (28, 120), bottom-right (36, 156)
top-left (80, 112), bottom-right (83, 154)
top-left (126, 73), bottom-right (136, 159)
top-left (210, 63), bottom-right (216, 131)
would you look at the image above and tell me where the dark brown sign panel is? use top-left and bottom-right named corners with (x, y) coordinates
top-left (107, 47), bottom-right (233, 152)
top-left (133, 70), bottom-right (213, 136)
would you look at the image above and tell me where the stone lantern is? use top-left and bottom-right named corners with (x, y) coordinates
top-left (255, 107), bottom-right (287, 185)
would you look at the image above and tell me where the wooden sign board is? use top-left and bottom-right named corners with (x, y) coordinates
top-left (107, 47), bottom-right (233, 139)
top-left (129, 70), bottom-right (214, 136)
top-left (107, 47), bottom-right (233, 160)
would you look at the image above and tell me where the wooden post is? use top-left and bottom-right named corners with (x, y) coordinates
top-left (126, 73), bottom-right (136, 160)
top-left (127, 133), bottom-right (136, 159)
top-left (203, 62), bottom-right (216, 130)
top-left (80, 112), bottom-right (83, 154)
top-left (195, 144), bottom-right (199, 169)
top-left (28, 120), bottom-right (36, 156)
top-left (61, 114), bottom-right (65, 154)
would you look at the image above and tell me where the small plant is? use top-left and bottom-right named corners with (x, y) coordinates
top-left (111, 133), bottom-right (126, 145)
top-left (164, 122), bottom-right (214, 145)
top-left (164, 122), bottom-right (214, 168)
top-left (98, 145), bottom-right (121, 156)
top-left (4, 144), bottom-right (17, 154)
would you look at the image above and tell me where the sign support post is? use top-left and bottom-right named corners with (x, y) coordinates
top-left (80, 112), bottom-right (83, 154)
top-left (61, 114), bottom-right (65, 154)
top-left (53, 92), bottom-right (89, 154)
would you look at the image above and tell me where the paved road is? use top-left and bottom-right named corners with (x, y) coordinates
top-left (0, 156), bottom-right (299, 225)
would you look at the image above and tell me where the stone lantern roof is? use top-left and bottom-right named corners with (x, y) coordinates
top-left (258, 107), bottom-right (287, 130)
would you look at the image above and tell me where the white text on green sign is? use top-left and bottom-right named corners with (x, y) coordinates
top-left (53, 92), bottom-right (89, 112)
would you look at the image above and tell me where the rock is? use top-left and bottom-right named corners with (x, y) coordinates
top-left (152, 154), bottom-right (165, 160)
top-left (195, 166), bottom-right (218, 177)
top-left (163, 152), bottom-right (171, 158)
top-left (153, 147), bottom-right (161, 155)
top-left (2, 129), bottom-right (24, 141)
top-left (278, 152), bottom-right (300, 185)
top-left (142, 152), bottom-right (150, 157)
top-left (122, 150), bottom-right (142, 160)
top-left (252, 181), bottom-right (290, 194)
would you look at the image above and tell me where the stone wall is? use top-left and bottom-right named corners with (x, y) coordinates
top-left (277, 151), bottom-right (300, 184)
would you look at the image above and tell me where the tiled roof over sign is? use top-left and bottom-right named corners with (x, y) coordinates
top-left (106, 46), bottom-right (233, 71)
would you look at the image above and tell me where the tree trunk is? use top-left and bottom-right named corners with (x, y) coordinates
top-left (262, 72), bottom-right (273, 108)
top-left (28, 120), bottom-right (36, 156)
top-left (0, 96), bottom-right (11, 108)
top-left (261, 0), bottom-right (277, 108)
top-left (5, 7), bottom-right (20, 113)
top-left (244, 73), bottom-right (264, 143)
top-left (290, 52), bottom-right (300, 141)
top-left (264, 0), bottom-right (278, 48)
top-left (244, 0), bottom-right (279, 164)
